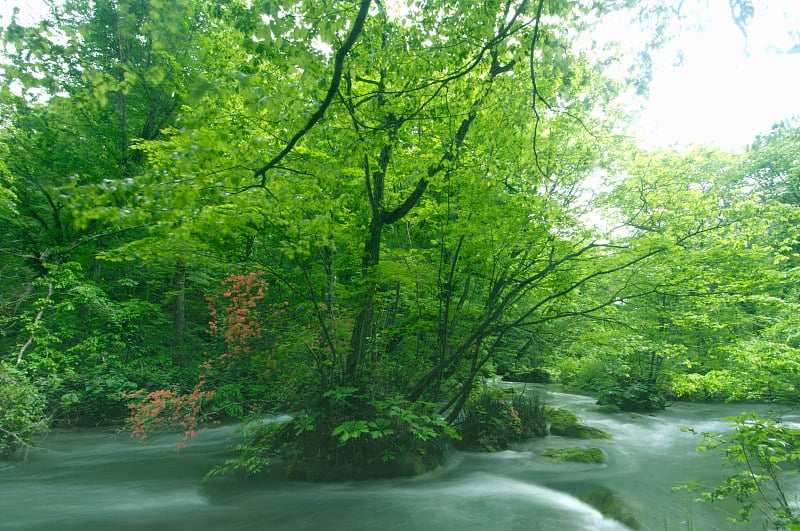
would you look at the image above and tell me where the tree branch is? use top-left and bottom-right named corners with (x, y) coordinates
top-left (252, 0), bottom-right (372, 184)
top-left (16, 281), bottom-right (53, 365)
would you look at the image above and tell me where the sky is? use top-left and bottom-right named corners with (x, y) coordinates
top-left (633, 0), bottom-right (800, 149)
top-left (0, 1), bottom-right (43, 26)
top-left (1, 0), bottom-right (799, 150)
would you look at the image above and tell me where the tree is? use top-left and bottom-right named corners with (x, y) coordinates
top-left (5, 0), bottom-right (727, 476)
top-left (0, 0), bottom-right (209, 424)
top-left (108, 1), bottom-right (702, 480)
top-left (558, 132), bottom-right (800, 408)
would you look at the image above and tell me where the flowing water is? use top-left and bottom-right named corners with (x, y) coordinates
top-left (2, 386), bottom-right (795, 530)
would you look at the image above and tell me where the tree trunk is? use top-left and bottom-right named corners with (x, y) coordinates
top-left (346, 214), bottom-right (383, 380)
top-left (172, 261), bottom-right (186, 349)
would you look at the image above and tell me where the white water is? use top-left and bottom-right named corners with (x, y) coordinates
top-left (1, 386), bottom-right (791, 530)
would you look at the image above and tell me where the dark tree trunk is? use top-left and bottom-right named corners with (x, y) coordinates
top-left (346, 215), bottom-right (383, 380)
top-left (172, 261), bottom-right (186, 349)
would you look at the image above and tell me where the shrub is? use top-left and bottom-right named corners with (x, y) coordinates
top-left (500, 365), bottom-right (552, 383)
top-left (595, 376), bottom-right (667, 412)
top-left (679, 413), bottom-right (800, 529)
top-left (207, 420), bottom-right (278, 478)
top-left (454, 389), bottom-right (546, 452)
top-left (57, 369), bottom-right (138, 426)
top-left (123, 380), bottom-right (216, 449)
top-left (210, 388), bottom-right (456, 481)
top-left (0, 363), bottom-right (48, 459)
top-left (554, 346), bottom-right (671, 412)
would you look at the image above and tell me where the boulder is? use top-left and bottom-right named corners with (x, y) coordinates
top-left (580, 488), bottom-right (642, 530)
top-left (537, 446), bottom-right (605, 464)
top-left (544, 407), bottom-right (612, 439)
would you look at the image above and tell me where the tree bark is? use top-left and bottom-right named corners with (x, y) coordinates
top-left (173, 261), bottom-right (186, 348)
top-left (346, 214), bottom-right (383, 379)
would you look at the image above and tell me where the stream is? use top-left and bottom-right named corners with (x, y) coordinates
top-left (2, 385), bottom-right (797, 530)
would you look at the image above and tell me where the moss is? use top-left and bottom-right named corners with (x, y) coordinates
top-left (538, 446), bottom-right (605, 464)
top-left (544, 406), bottom-right (578, 427)
top-left (544, 407), bottom-right (612, 440)
top-left (571, 425), bottom-right (613, 439)
top-left (580, 488), bottom-right (642, 530)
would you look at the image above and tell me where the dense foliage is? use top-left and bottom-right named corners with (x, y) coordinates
top-left (454, 388), bottom-right (546, 452)
top-left (0, 363), bottom-right (47, 458)
top-left (1, 1), bottom-right (798, 508)
top-left (209, 388), bottom-right (455, 480)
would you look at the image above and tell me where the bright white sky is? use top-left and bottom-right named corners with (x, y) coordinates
top-left (0, 1), bottom-right (43, 26)
top-left (2, 0), bottom-right (799, 150)
top-left (633, 0), bottom-right (800, 149)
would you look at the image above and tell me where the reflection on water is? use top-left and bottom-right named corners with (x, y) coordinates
top-left (1, 386), bottom-right (786, 530)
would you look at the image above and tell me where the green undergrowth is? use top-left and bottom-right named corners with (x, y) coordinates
top-left (207, 386), bottom-right (614, 480)
top-left (678, 413), bottom-right (800, 529)
top-left (0, 363), bottom-right (48, 459)
top-left (454, 388), bottom-right (547, 452)
top-left (209, 387), bottom-right (455, 481)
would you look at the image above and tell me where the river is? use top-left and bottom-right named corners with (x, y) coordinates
top-left (2, 385), bottom-right (795, 530)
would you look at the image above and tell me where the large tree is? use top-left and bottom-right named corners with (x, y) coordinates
top-left (123, 0), bottom-right (669, 409)
top-left (4, 0), bottom-right (718, 467)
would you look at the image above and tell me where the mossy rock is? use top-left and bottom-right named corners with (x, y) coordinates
top-left (570, 425), bottom-right (613, 439)
top-left (544, 406), bottom-right (578, 426)
top-left (596, 384), bottom-right (666, 412)
top-left (544, 407), bottom-right (612, 440)
top-left (538, 447), bottom-right (605, 464)
top-left (284, 447), bottom-right (442, 481)
top-left (543, 406), bottom-right (579, 435)
top-left (580, 488), bottom-right (641, 530)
